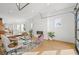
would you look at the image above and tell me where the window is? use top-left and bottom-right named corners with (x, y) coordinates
top-left (21, 24), bottom-right (25, 32)
top-left (5, 23), bottom-right (26, 35)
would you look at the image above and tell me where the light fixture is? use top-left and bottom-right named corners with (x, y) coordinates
top-left (16, 3), bottom-right (30, 11)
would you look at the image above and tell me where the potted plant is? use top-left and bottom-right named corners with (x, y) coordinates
top-left (29, 29), bottom-right (33, 38)
top-left (0, 46), bottom-right (5, 54)
top-left (48, 32), bottom-right (55, 40)
top-left (12, 41), bottom-right (18, 46)
top-left (8, 41), bottom-right (18, 48)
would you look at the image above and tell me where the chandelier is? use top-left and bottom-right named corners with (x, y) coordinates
top-left (16, 3), bottom-right (30, 11)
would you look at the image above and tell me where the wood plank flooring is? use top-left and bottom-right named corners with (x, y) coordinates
top-left (32, 40), bottom-right (75, 54)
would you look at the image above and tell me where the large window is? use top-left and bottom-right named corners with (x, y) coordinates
top-left (4, 23), bottom-right (26, 35)
top-left (21, 24), bottom-right (25, 32)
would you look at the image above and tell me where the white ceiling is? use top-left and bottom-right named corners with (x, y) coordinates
top-left (0, 3), bottom-right (76, 23)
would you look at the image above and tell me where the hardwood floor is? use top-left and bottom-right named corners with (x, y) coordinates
top-left (32, 40), bottom-right (75, 54)
top-left (0, 39), bottom-right (75, 55)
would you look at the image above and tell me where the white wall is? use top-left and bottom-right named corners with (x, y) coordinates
top-left (32, 18), bottom-right (48, 39)
top-left (31, 13), bottom-right (75, 43)
top-left (2, 16), bottom-right (26, 24)
top-left (2, 10), bottom-right (75, 43)
top-left (47, 13), bottom-right (75, 43)
top-left (1, 3), bottom-right (75, 43)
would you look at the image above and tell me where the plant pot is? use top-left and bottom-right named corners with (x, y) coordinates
top-left (48, 37), bottom-right (53, 40)
top-left (8, 43), bottom-right (17, 48)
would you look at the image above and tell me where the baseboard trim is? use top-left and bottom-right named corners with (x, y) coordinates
top-left (45, 39), bottom-right (75, 44)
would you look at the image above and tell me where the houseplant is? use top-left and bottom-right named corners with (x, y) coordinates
top-left (29, 29), bottom-right (33, 38)
top-left (48, 32), bottom-right (55, 40)
top-left (0, 46), bottom-right (5, 54)
top-left (8, 41), bottom-right (18, 48)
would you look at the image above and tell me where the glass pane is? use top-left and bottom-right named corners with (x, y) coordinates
top-left (17, 24), bottom-right (21, 34)
top-left (21, 24), bottom-right (25, 32)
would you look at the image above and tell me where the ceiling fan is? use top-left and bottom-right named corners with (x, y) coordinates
top-left (16, 3), bottom-right (30, 11)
